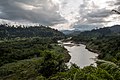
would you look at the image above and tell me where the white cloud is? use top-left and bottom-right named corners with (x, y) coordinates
top-left (53, 0), bottom-right (119, 30)
top-left (0, 0), bottom-right (120, 30)
top-left (72, 0), bottom-right (120, 30)
top-left (0, 0), bottom-right (66, 26)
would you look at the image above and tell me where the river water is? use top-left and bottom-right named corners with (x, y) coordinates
top-left (63, 42), bottom-right (98, 68)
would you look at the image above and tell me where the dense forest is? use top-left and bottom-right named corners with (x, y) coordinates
top-left (0, 24), bottom-right (65, 39)
top-left (72, 25), bottom-right (120, 62)
top-left (0, 24), bottom-right (70, 80)
top-left (72, 25), bottom-right (120, 42)
top-left (70, 25), bottom-right (120, 79)
top-left (0, 24), bottom-right (120, 80)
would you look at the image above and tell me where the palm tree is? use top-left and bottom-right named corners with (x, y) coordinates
top-left (112, 9), bottom-right (120, 14)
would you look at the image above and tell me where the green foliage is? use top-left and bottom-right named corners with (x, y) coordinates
top-left (39, 51), bottom-right (68, 78)
top-left (72, 25), bottom-right (120, 42)
top-left (0, 25), bottom-right (120, 80)
top-left (0, 58), bottom-right (42, 80)
top-left (99, 63), bottom-right (120, 80)
top-left (86, 36), bottom-right (120, 63)
top-left (0, 24), bottom-right (65, 39)
top-left (0, 51), bottom-right (67, 79)
top-left (72, 26), bottom-right (120, 63)
top-left (70, 26), bottom-right (120, 80)
top-left (50, 66), bottom-right (114, 80)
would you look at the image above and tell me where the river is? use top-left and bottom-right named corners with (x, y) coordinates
top-left (63, 41), bottom-right (98, 68)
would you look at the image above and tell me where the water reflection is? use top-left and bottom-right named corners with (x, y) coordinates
top-left (63, 42), bottom-right (98, 68)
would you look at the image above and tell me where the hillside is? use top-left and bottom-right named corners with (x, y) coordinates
top-left (72, 25), bottom-right (120, 42)
top-left (72, 25), bottom-right (120, 66)
top-left (0, 24), bottom-right (65, 39)
top-left (0, 24), bottom-right (120, 80)
top-left (109, 25), bottom-right (120, 33)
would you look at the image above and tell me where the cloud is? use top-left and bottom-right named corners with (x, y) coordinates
top-left (0, 0), bottom-right (66, 26)
top-left (87, 9), bottom-right (110, 18)
top-left (52, 0), bottom-right (120, 30)
top-left (79, 0), bottom-right (112, 23)
top-left (114, 0), bottom-right (120, 6)
top-left (0, 0), bottom-right (120, 30)
top-left (71, 0), bottom-right (120, 30)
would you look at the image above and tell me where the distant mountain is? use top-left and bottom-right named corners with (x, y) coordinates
top-left (61, 25), bottom-right (120, 36)
top-left (89, 25), bottom-right (120, 36)
top-left (61, 30), bottom-right (81, 35)
top-left (61, 30), bottom-right (75, 35)
top-left (72, 25), bottom-right (120, 37)
top-left (0, 24), bottom-right (65, 39)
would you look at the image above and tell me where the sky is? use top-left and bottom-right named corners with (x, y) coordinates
top-left (0, 0), bottom-right (120, 30)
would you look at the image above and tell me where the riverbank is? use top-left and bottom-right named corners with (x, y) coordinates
top-left (62, 41), bottom-right (98, 68)
top-left (86, 45), bottom-right (101, 55)
top-left (58, 40), bottom-right (71, 63)
top-left (71, 41), bottom-right (100, 54)
top-left (63, 47), bottom-right (71, 62)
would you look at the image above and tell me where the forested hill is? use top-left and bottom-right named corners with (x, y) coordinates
top-left (72, 25), bottom-right (120, 42)
top-left (0, 24), bottom-right (65, 39)
top-left (0, 24), bottom-right (120, 80)
top-left (82, 25), bottom-right (120, 37)
top-left (109, 25), bottom-right (120, 33)
top-left (69, 25), bottom-right (120, 80)
top-left (72, 25), bottom-right (120, 69)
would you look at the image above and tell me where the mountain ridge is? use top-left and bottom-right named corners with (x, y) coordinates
top-left (0, 24), bottom-right (65, 39)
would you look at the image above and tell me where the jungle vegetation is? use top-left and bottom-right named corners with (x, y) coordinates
top-left (0, 24), bottom-right (120, 80)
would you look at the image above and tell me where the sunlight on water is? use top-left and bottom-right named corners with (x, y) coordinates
top-left (63, 42), bottom-right (98, 68)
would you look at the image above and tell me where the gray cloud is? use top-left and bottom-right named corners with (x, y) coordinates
top-left (0, 0), bottom-right (66, 26)
top-left (84, 9), bottom-right (111, 24)
top-left (72, 0), bottom-right (118, 31)
top-left (87, 9), bottom-right (110, 18)
top-left (0, 0), bottom-right (120, 30)
top-left (115, 0), bottom-right (120, 6)
top-left (113, 0), bottom-right (120, 12)
top-left (79, 2), bottom-right (111, 24)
